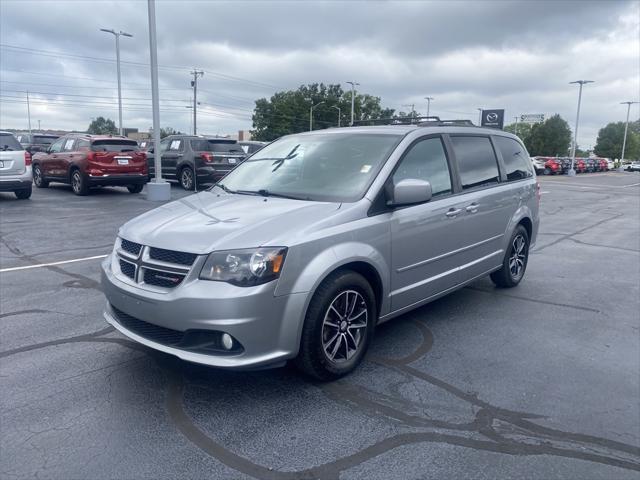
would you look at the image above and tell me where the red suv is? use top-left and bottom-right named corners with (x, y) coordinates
top-left (543, 157), bottom-right (562, 175)
top-left (32, 134), bottom-right (147, 195)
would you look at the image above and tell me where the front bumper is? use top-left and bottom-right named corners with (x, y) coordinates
top-left (101, 255), bottom-right (308, 369)
top-left (0, 167), bottom-right (32, 191)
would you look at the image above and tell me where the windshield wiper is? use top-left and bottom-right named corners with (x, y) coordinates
top-left (213, 183), bottom-right (237, 194)
top-left (235, 189), bottom-right (308, 201)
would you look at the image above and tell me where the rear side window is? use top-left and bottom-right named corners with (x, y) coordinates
top-left (494, 136), bottom-right (532, 181)
top-left (393, 137), bottom-right (452, 197)
top-left (91, 140), bottom-right (139, 152)
top-left (0, 133), bottom-right (23, 151)
top-left (191, 139), bottom-right (244, 154)
top-left (450, 136), bottom-right (500, 190)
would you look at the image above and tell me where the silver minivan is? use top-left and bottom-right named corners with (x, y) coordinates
top-left (0, 131), bottom-right (32, 199)
top-left (102, 122), bottom-right (539, 379)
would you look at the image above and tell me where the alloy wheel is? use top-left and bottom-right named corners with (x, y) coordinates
top-left (322, 290), bottom-right (368, 363)
top-left (34, 166), bottom-right (42, 186)
top-left (72, 171), bottom-right (81, 193)
top-left (509, 234), bottom-right (527, 280)
top-left (181, 168), bottom-right (194, 190)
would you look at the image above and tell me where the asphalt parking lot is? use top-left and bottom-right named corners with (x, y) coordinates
top-left (1, 173), bottom-right (639, 480)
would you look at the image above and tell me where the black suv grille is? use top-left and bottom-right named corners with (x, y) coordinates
top-left (121, 239), bottom-right (142, 256)
top-left (119, 259), bottom-right (136, 279)
top-left (109, 305), bottom-right (243, 354)
top-left (143, 269), bottom-right (185, 288)
top-left (149, 247), bottom-right (197, 266)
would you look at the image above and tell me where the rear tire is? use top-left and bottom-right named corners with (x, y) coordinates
top-left (295, 270), bottom-right (376, 381)
top-left (14, 187), bottom-right (32, 199)
top-left (127, 184), bottom-right (144, 194)
top-left (543, 168), bottom-right (550, 175)
top-left (33, 164), bottom-right (49, 188)
top-left (179, 166), bottom-right (195, 190)
top-left (490, 225), bottom-right (530, 288)
top-left (71, 169), bottom-right (89, 196)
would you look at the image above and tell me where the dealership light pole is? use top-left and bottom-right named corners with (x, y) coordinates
top-left (346, 81), bottom-right (359, 126)
top-left (477, 108), bottom-right (483, 125)
top-left (332, 105), bottom-right (341, 127)
top-left (619, 101), bottom-right (639, 171)
top-left (568, 80), bottom-right (594, 176)
top-left (100, 28), bottom-right (133, 136)
top-left (514, 116), bottom-right (519, 137)
top-left (145, 0), bottom-right (170, 201)
top-left (26, 91), bottom-right (32, 136)
top-left (310, 101), bottom-right (325, 131)
top-left (424, 97), bottom-right (433, 117)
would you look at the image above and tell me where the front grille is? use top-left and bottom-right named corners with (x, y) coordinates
top-left (111, 305), bottom-right (183, 345)
top-left (149, 247), bottom-right (197, 266)
top-left (143, 269), bottom-right (185, 288)
top-left (109, 305), bottom-right (243, 354)
top-left (121, 238), bottom-right (142, 256)
top-left (119, 259), bottom-right (136, 279)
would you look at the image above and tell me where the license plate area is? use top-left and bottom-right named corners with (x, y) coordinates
top-left (115, 156), bottom-right (131, 165)
top-left (227, 158), bottom-right (237, 164)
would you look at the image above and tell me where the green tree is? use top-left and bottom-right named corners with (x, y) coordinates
top-left (87, 117), bottom-right (117, 135)
top-left (524, 114), bottom-right (572, 156)
top-left (160, 127), bottom-right (183, 138)
top-left (251, 83), bottom-right (395, 141)
top-left (594, 121), bottom-right (640, 160)
top-left (504, 122), bottom-right (533, 145)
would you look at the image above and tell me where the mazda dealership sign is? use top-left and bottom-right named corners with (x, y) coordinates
top-left (480, 109), bottom-right (505, 129)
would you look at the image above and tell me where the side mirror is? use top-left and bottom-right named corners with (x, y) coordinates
top-left (388, 179), bottom-right (432, 207)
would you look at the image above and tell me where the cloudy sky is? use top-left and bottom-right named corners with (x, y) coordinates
top-left (1, 0), bottom-right (638, 148)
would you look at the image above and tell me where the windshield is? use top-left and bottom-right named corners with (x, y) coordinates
top-left (216, 132), bottom-right (402, 202)
top-left (191, 139), bottom-right (244, 154)
top-left (91, 140), bottom-right (139, 152)
top-left (0, 133), bottom-right (23, 151)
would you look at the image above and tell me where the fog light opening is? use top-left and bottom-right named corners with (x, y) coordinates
top-left (221, 333), bottom-right (234, 350)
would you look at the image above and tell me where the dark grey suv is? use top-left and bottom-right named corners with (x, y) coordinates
top-left (147, 135), bottom-right (246, 190)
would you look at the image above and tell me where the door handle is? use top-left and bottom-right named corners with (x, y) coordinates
top-left (446, 208), bottom-right (462, 218)
top-left (466, 203), bottom-right (479, 213)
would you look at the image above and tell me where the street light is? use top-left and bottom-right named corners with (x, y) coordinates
top-left (477, 108), bottom-right (483, 125)
top-left (346, 81), bottom-right (360, 126)
top-left (424, 97), bottom-right (434, 117)
top-left (619, 101), bottom-right (639, 171)
top-left (310, 101), bottom-right (325, 131)
top-left (568, 80), bottom-right (594, 176)
top-left (100, 28), bottom-right (133, 136)
top-left (332, 105), bottom-right (341, 127)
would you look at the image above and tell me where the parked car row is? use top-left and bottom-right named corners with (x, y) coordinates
top-left (0, 131), bottom-right (265, 199)
top-left (532, 156), bottom-right (613, 175)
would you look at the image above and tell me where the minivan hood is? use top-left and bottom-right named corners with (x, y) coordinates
top-left (119, 191), bottom-right (341, 254)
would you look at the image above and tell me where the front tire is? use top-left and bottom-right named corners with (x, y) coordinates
top-left (127, 184), bottom-right (144, 194)
top-left (491, 225), bottom-right (530, 288)
top-left (71, 169), bottom-right (89, 196)
top-left (33, 164), bottom-right (49, 188)
top-left (295, 270), bottom-right (376, 381)
top-left (14, 187), bottom-right (32, 199)
top-left (179, 166), bottom-right (195, 190)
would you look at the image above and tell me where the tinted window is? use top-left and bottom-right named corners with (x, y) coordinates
top-left (191, 139), bottom-right (244, 153)
top-left (220, 132), bottom-right (402, 202)
top-left (91, 140), bottom-right (139, 152)
top-left (0, 133), bottom-right (23, 151)
top-left (77, 139), bottom-right (90, 150)
top-left (63, 138), bottom-right (76, 151)
top-left (49, 138), bottom-right (65, 153)
top-left (33, 136), bottom-right (57, 145)
top-left (393, 137), bottom-right (451, 197)
top-left (451, 136), bottom-right (500, 190)
top-left (494, 136), bottom-right (532, 181)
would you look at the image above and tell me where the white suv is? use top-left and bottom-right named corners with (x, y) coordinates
top-left (0, 131), bottom-right (32, 199)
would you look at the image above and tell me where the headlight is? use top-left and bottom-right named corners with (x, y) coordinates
top-left (199, 247), bottom-right (287, 286)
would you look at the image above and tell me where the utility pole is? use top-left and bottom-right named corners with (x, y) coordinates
top-left (424, 97), bottom-right (434, 117)
top-left (332, 105), bottom-right (341, 127)
top-left (514, 116), bottom-right (519, 136)
top-left (26, 91), bottom-right (32, 136)
top-left (100, 28), bottom-right (133, 136)
top-left (38, 120), bottom-right (41, 132)
top-left (145, 0), bottom-right (170, 201)
top-left (190, 69), bottom-right (204, 135)
top-left (186, 99), bottom-right (194, 135)
top-left (402, 104), bottom-right (415, 117)
top-left (568, 80), bottom-right (594, 176)
top-left (346, 81), bottom-right (359, 126)
top-left (310, 101), bottom-right (325, 131)
top-left (619, 101), bottom-right (639, 171)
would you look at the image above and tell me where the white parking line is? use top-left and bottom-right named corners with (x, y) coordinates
top-left (623, 182), bottom-right (640, 188)
top-left (0, 254), bottom-right (108, 273)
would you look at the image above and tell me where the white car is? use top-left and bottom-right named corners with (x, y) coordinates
top-left (626, 161), bottom-right (640, 172)
top-left (0, 131), bottom-right (32, 199)
top-left (606, 159), bottom-right (615, 170)
top-left (531, 156), bottom-right (545, 174)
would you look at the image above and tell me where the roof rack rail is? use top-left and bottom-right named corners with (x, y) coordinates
top-left (352, 116), bottom-right (478, 127)
top-left (417, 119), bottom-right (476, 127)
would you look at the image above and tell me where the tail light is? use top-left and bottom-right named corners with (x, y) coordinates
top-left (201, 153), bottom-right (214, 163)
top-left (87, 151), bottom-right (96, 163)
top-left (24, 151), bottom-right (32, 166)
